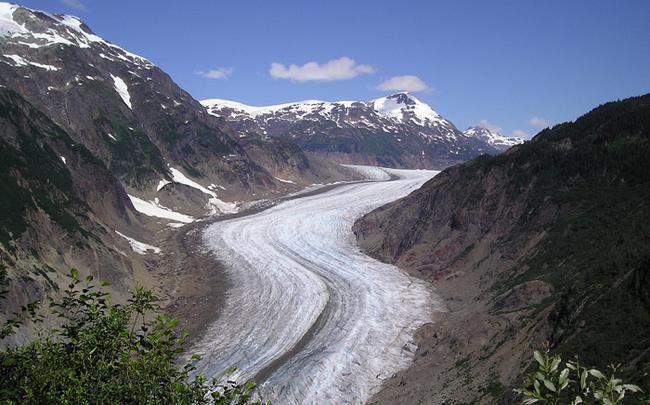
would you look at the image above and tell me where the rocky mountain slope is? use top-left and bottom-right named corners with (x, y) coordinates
top-left (0, 2), bottom-right (359, 342)
top-left (0, 3), bottom-right (356, 215)
top-left (203, 92), bottom-right (507, 169)
top-left (463, 125), bottom-right (524, 151)
top-left (0, 87), bottom-right (159, 343)
top-left (354, 93), bottom-right (650, 403)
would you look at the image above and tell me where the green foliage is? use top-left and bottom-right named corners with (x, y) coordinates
top-left (0, 270), bottom-right (268, 404)
top-left (516, 348), bottom-right (648, 404)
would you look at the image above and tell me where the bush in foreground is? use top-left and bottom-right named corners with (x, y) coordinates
top-left (0, 269), bottom-right (267, 404)
top-left (516, 348), bottom-right (648, 404)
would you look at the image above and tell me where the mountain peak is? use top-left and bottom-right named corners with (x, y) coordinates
top-left (464, 125), bottom-right (524, 151)
top-left (372, 92), bottom-right (442, 125)
top-left (0, 2), bottom-right (152, 66)
top-left (464, 125), bottom-right (494, 137)
top-left (386, 92), bottom-right (417, 106)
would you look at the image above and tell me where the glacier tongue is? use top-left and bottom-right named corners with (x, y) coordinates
top-left (192, 167), bottom-right (444, 404)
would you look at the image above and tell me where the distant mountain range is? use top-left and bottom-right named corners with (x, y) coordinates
top-left (203, 92), bottom-right (523, 169)
top-left (463, 125), bottom-right (524, 150)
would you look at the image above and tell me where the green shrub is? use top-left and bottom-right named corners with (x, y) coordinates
top-left (0, 269), bottom-right (267, 404)
top-left (516, 348), bottom-right (648, 404)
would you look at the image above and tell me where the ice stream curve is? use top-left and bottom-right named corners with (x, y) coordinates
top-left (192, 167), bottom-right (441, 404)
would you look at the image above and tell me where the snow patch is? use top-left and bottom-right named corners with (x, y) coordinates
top-left (0, 4), bottom-right (25, 37)
top-left (274, 176), bottom-right (296, 184)
top-left (110, 74), bottom-right (132, 110)
top-left (128, 194), bottom-right (194, 223)
top-left (156, 179), bottom-right (171, 192)
top-left (169, 167), bottom-right (238, 214)
top-left (115, 231), bottom-right (160, 254)
top-left (2, 54), bottom-right (59, 70)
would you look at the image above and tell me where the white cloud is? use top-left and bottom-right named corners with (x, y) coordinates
top-left (61, 0), bottom-right (86, 10)
top-left (196, 68), bottom-right (233, 80)
top-left (269, 56), bottom-right (375, 82)
top-left (375, 75), bottom-right (430, 93)
top-left (478, 119), bottom-right (502, 134)
top-left (529, 116), bottom-right (550, 128)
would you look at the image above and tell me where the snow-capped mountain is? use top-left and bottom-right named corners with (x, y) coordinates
top-left (203, 93), bottom-right (500, 169)
top-left (0, 2), bottom-right (351, 200)
top-left (463, 126), bottom-right (524, 151)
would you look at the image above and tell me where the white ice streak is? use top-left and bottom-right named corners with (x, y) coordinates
top-left (273, 176), bottom-right (296, 184)
top-left (110, 74), bottom-right (132, 110)
top-left (193, 168), bottom-right (443, 404)
top-left (128, 194), bottom-right (194, 223)
top-left (115, 230), bottom-right (161, 254)
top-left (2, 54), bottom-right (59, 70)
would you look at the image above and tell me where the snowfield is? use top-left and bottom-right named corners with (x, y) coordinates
top-left (192, 167), bottom-right (443, 404)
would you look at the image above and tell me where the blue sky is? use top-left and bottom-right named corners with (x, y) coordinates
top-left (18, 0), bottom-right (650, 138)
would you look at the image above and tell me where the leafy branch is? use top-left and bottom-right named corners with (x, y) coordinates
top-left (516, 347), bottom-right (647, 404)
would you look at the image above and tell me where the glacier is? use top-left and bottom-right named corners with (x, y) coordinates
top-left (191, 167), bottom-right (444, 404)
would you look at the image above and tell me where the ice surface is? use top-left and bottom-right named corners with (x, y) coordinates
top-left (193, 167), bottom-right (444, 404)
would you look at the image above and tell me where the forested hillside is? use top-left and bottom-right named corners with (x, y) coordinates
top-left (355, 93), bottom-right (650, 403)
